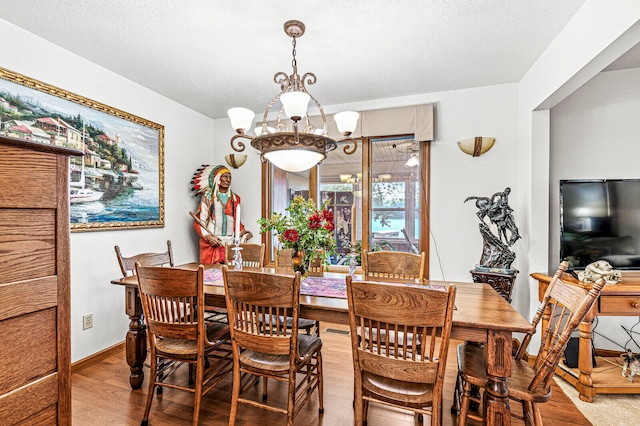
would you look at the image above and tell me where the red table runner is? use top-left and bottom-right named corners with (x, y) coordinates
top-left (204, 268), bottom-right (348, 299)
top-left (204, 269), bottom-right (447, 300)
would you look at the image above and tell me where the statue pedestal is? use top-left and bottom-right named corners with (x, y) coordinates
top-left (470, 270), bottom-right (518, 303)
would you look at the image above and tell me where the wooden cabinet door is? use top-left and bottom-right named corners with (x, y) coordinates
top-left (0, 139), bottom-right (74, 425)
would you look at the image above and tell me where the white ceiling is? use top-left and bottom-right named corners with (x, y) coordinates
top-left (3, 0), bottom-right (636, 120)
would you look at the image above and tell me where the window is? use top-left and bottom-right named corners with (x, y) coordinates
top-left (369, 137), bottom-right (421, 254)
top-left (262, 136), bottom-right (429, 275)
top-left (263, 165), bottom-right (310, 263)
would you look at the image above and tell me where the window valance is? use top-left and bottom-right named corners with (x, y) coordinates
top-left (267, 103), bottom-right (435, 142)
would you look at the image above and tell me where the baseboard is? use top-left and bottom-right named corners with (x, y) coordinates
top-left (72, 341), bottom-right (125, 373)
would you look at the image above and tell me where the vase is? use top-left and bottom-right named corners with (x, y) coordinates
top-left (291, 249), bottom-right (306, 275)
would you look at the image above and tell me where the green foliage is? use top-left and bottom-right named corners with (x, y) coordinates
top-left (372, 182), bottom-right (405, 208)
top-left (258, 196), bottom-right (336, 268)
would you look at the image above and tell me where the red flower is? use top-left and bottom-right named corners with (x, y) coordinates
top-left (309, 214), bottom-right (322, 230)
top-left (324, 221), bottom-right (335, 231)
top-left (283, 229), bottom-right (299, 242)
top-left (322, 209), bottom-right (334, 222)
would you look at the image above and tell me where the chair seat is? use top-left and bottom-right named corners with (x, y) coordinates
top-left (456, 343), bottom-right (552, 403)
top-left (239, 334), bottom-right (322, 372)
top-left (156, 322), bottom-right (230, 358)
top-left (262, 314), bottom-right (316, 332)
top-left (286, 316), bottom-right (316, 330)
top-left (363, 371), bottom-right (434, 405)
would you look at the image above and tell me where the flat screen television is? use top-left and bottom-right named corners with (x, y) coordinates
top-left (560, 179), bottom-right (640, 270)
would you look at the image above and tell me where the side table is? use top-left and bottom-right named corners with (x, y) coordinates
top-left (470, 270), bottom-right (518, 303)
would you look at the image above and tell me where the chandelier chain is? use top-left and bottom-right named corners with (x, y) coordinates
top-left (291, 35), bottom-right (299, 77)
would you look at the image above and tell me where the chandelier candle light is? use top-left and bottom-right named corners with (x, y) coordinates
top-left (228, 20), bottom-right (361, 172)
top-left (232, 205), bottom-right (243, 270)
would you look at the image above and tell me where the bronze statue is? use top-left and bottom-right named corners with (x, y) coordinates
top-left (465, 187), bottom-right (520, 270)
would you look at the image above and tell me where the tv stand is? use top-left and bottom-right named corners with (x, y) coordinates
top-left (567, 269), bottom-right (580, 280)
top-left (531, 271), bottom-right (640, 402)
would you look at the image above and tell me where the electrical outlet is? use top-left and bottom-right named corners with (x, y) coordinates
top-left (82, 313), bottom-right (93, 330)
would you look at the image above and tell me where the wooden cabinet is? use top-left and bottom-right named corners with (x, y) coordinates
top-left (0, 136), bottom-right (81, 425)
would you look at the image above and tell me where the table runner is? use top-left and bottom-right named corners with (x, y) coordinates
top-left (204, 268), bottom-right (348, 299)
top-left (204, 269), bottom-right (448, 300)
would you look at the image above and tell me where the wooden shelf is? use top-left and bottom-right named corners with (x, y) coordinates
top-left (556, 356), bottom-right (640, 396)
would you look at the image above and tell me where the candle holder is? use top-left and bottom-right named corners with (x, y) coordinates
top-left (348, 252), bottom-right (358, 276)
top-left (232, 238), bottom-right (243, 270)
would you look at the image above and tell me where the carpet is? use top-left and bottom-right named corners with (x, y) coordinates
top-left (554, 374), bottom-right (640, 425)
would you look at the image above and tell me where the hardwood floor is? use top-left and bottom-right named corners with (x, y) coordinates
top-left (72, 323), bottom-right (591, 425)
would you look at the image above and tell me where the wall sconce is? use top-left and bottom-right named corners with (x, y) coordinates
top-left (225, 153), bottom-right (248, 169)
top-left (457, 136), bottom-right (495, 157)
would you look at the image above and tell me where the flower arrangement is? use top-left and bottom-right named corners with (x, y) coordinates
top-left (258, 196), bottom-right (336, 271)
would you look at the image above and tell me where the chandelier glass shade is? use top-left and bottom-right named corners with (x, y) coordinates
top-left (228, 20), bottom-right (360, 172)
top-left (404, 153), bottom-right (420, 168)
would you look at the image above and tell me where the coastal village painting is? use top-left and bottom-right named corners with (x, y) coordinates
top-left (0, 67), bottom-right (164, 231)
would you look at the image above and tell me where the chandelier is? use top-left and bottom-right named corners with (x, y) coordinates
top-left (228, 20), bottom-right (360, 173)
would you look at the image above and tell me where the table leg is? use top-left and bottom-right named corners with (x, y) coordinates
top-left (577, 309), bottom-right (596, 402)
top-left (125, 285), bottom-right (147, 389)
top-left (483, 330), bottom-right (512, 426)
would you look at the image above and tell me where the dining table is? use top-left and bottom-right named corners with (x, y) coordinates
top-left (111, 263), bottom-right (533, 425)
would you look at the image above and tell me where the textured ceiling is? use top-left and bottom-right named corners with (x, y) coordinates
top-left (4, 0), bottom-right (630, 120)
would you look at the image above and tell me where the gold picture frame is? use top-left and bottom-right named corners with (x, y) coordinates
top-left (0, 66), bottom-right (164, 232)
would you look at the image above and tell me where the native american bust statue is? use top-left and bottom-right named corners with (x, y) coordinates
top-left (578, 260), bottom-right (622, 284)
top-left (465, 187), bottom-right (521, 270)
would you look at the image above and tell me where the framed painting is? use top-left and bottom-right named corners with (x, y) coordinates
top-left (0, 66), bottom-right (164, 232)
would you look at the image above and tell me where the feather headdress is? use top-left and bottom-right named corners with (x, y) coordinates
top-left (190, 165), bottom-right (230, 197)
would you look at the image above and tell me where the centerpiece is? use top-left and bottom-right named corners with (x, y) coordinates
top-left (258, 196), bottom-right (336, 274)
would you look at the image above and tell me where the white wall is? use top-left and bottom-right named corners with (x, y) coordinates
top-left (213, 84), bottom-right (520, 284)
top-left (0, 18), bottom-right (215, 362)
top-left (518, 0), bottom-right (640, 328)
top-left (550, 67), bottom-right (640, 350)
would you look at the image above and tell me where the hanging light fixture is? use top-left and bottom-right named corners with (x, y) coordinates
top-left (228, 20), bottom-right (360, 173)
top-left (404, 153), bottom-right (419, 168)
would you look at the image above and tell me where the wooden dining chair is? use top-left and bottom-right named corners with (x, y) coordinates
top-left (455, 260), bottom-right (606, 425)
top-left (307, 250), bottom-right (325, 277)
top-left (222, 266), bottom-right (324, 426)
top-left (346, 276), bottom-right (457, 425)
top-left (274, 247), bottom-right (324, 276)
top-left (115, 240), bottom-right (174, 277)
top-left (115, 241), bottom-right (177, 395)
top-left (135, 264), bottom-right (233, 426)
top-left (219, 243), bottom-right (265, 324)
top-left (274, 247), bottom-right (294, 273)
top-left (363, 250), bottom-right (426, 280)
top-left (273, 247), bottom-right (320, 334)
top-left (224, 242), bottom-right (266, 268)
